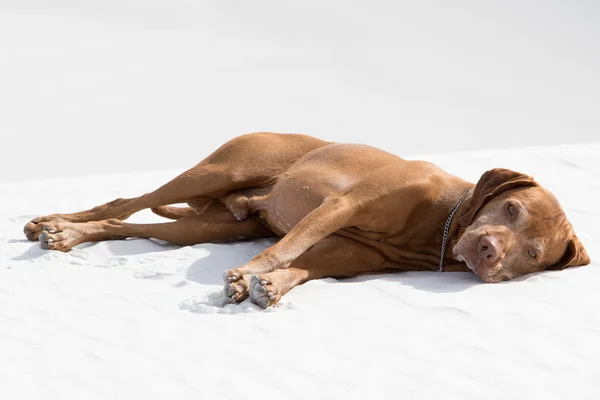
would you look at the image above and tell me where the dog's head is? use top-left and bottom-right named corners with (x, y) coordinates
top-left (452, 168), bottom-right (590, 283)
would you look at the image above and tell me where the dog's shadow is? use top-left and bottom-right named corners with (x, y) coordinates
top-left (343, 270), bottom-right (483, 294)
top-left (11, 238), bottom-right (176, 262)
top-left (78, 238), bottom-right (179, 257)
top-left (179, 239), bottom-right (281, 314)
top-left (184, 240), bottom-right (277, 286)
top-left (340, 266), bottom-right (550, 294)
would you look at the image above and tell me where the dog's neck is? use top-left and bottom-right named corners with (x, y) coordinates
top-left (443, 188), bottom-right (476, 272)
top-left (438, 188), bottom-right (473, 272)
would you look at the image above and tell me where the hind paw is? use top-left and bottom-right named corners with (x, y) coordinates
top-left (24, 216), bottom-right (65, 241)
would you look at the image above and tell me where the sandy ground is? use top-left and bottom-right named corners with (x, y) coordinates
top-left (1, 1), bottom-right (599, 399)
top-left (0, 143), bottom-right (598, 399)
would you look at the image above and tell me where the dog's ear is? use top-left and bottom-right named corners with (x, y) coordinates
top-left (459, 168), bottom-right (538, 226)
top-left (547, 235), bottom-right (591, 270)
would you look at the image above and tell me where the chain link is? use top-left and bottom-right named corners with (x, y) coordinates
top-left (438, 188), bottom-right (473, 273)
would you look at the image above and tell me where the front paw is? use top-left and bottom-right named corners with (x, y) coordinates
top-left (223, 274), bottom-right (250, 304)
top-left (249, 275), bottom-right (281, 309)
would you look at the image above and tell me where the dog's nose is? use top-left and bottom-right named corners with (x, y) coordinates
top-left (479, 235), bottom-right (504, 265)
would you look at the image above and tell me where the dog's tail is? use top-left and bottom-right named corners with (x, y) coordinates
top-left (151, 206), bottom-right (198, 220)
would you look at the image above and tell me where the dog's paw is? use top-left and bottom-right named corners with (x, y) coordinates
top-left (38, 224), bottom-right (67, 252)
top-left (223, 275), bottom-right (250, 304)
top-left (24, 216), bottom-right (65, 241)
top-left (249, 274), bottom-right (281, 309)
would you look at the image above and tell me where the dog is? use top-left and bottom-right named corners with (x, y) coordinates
top-left (23, 132), bottom-right (590, 308)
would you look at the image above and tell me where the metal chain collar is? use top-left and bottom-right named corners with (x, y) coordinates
top-left (438, 188), bottom-right (473, 273)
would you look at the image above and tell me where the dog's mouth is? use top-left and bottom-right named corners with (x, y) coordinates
top-left (455, 253), bottom-right (483, 277)
top-left (456, 253), bottom-right (474, 270)
top-left (455, 253), bottom-right (509, 283)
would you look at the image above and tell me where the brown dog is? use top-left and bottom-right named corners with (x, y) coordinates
top-left (23, 132), bottom-right (590, 307)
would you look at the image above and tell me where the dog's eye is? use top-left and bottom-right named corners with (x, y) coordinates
top-left (507, 204), bottom-right (516, 216)
top-left (528, 250), bottom-right (537, 259)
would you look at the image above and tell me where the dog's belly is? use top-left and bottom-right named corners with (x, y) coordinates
top-left (223, 143), bottom-right (402, 236)
top-left (247, 143), bottom-right (403, 235)
top-left (258, 168), bottom-right (354, 236)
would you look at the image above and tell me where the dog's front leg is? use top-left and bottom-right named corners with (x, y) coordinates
top-left (223, 195), bottom-right (359, 302)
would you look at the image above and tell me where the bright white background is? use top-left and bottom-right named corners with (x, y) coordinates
top-left (1, 0), bottom-right (599, 183)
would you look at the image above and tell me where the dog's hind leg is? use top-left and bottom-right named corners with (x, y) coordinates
top-left (38, 200), bottom-right (272, 252)
top-left (25, 162), bottom-right (255, 231)
top-left (150, 206), bottom-right (198, 220)
top-left (24, 132), bottom-right (330, 241)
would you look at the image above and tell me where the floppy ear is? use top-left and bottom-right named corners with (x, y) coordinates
top-left (547, 235), bottom-right (591, 270)
top-left (459, 168), bottom-right (538, 226)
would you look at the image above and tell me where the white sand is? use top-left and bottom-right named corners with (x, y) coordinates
top-left (0, 144), bottom-right (598, 399)
top-left (1, 1), bottom-right (599, 399)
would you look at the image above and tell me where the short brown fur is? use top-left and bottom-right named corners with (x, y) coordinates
top-left (24, 132), bottom-right (590, 307)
